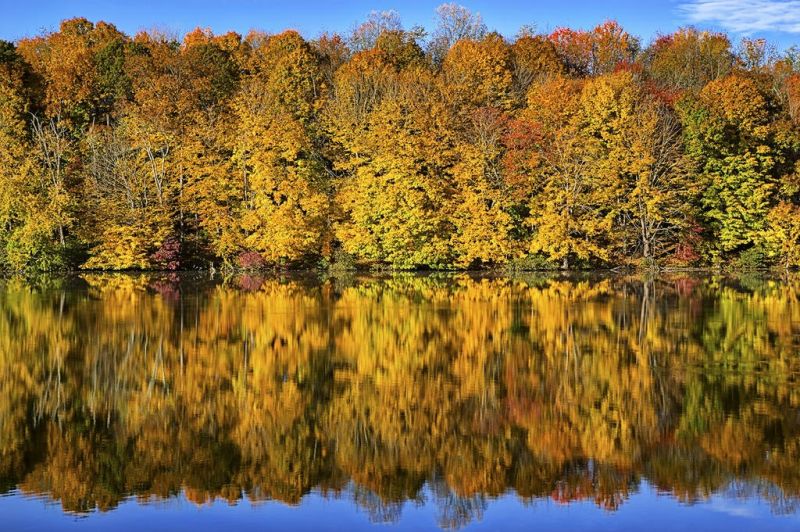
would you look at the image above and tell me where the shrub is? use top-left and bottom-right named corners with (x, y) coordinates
top-left (236, 250), bottom-right (267, 270)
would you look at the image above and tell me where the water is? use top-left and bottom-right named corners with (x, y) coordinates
top-left (0, 272), bottom-right (799, 531)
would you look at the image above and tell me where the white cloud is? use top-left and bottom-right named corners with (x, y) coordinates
top-left (679, 0), bottom-right (800, 33)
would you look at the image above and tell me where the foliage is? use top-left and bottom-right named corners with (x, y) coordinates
top-left (2, 9), bottom-right (800, 271)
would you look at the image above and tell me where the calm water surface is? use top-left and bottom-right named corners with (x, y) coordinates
top-left (1, 273), bottom-right (799, 531)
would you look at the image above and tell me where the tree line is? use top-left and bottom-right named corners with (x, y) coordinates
top-left (1, 274), bottom-right (799, 521)
top-left (2, 5), bottom-right (800, 271)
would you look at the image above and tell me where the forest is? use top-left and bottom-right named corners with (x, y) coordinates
top-left (2, 4), bottom-right (800, 272)
top-left (1, 274), bottom-right (799, 524)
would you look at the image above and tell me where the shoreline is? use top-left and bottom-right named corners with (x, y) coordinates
top-left (1, 266), bottom-right (792, 276)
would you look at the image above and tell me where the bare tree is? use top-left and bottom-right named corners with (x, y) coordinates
top-left (348, 10), bottom-right (403, 52)
top-left (86, 121), bottom-right (138, 210)
top-left (428, 3), bottom-right (487, 65)
top-left (30, 113), bottom-right (69, 247)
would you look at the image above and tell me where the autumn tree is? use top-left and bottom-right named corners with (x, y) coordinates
top-left (644, 28), bottom-right (733, 91)
top-left (10, 19), bottom-right (132, 266)
top-left (0, 41), bottom-right (55, 270)
top-left (591, 21), bottom-right (640, 75)
top-left (327, 51), bottom-right (453, 268)
top-left (81, 28), bottom-right (244, 269)
top-left (235, 30), bottom-right (329, 265)
top-left (765, 202), bottom-right (800, 270)
top-left (441, 35), bottom-right (518, 265)
top-left (313, 32), bottom-right (350, 90)
top-left (176, 28), bottom-right (243, 265)
top-left (81, 31), bottom-right (180, 269)
top-left (82, 119), bottom-right (174, 270)
top-left (16, 18), bottom-right (129, 128)
top-left (679, 74), bottom-right (780, 262)
top-left (442, 33), bottom-right (514, 111)
top-left (764, 125), bottom-right (800, 269)
top-left (580, 72), bottom-right (694, 263)
top-left (448, 107), bottom-right (516, 266)
top-left (510, 35), bottom-right (565, 98)
top-left (523, 76), bottom-right (612, 268)
top-left (548, 21), bottom-right (638, 77)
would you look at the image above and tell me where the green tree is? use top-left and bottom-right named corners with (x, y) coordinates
top-left (679, 75), bottom-right (779, 262)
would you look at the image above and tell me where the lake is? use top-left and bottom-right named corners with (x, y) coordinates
top-left (1, 272), bottom-right (799, 531)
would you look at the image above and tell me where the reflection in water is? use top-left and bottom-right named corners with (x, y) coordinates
top-left (0, 273), bottom-right (799, 528)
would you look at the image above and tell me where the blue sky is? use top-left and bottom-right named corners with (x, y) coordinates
top-left (2, 0), bottom-right (800, 49)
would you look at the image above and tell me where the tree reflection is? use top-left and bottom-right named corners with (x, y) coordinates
top-left (0, 273), bottom-right (799, 526)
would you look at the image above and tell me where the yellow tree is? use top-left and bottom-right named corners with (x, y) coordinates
top-left (16, 18), bottom-right (129, 128)
top-left (645, 28), bottom-right (733, 91)
top-left (524, 76), bottom-right (613, 268)
top-left (81, 31), bottom-right (181, 269)
top-left (622, 98), bottom-right (695, 263)
top-left (175, 28), bottom-right (243, 264)
top-left (442, 33), bottom-right (514, 112)
top-left (765, 201), bottom-right (800, 270)
top-left (82, 28), bottom-right (242, 269)
top-left (510, 35), bottom-right (565, 98)
top-left (0, 42), bottom-right (55, 270)
top-left (442, 34), bottom-right (517, 266)
top-left (448, 108), bottom-right (515, 267)
top-left (328, 52), bottom-right (453, 268)
top-left (524, 72), bottom-right (694, 268)
top-left (11, 20), bottom-right (124, 265)
top-left (763, 124), bottom-right (800, 270)
top-left (580, 71), bottom-right (694, 264)
top-left (235, 30), bottom-right (329, 265)
top-left (82, 119), bottom-right (173, 270)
